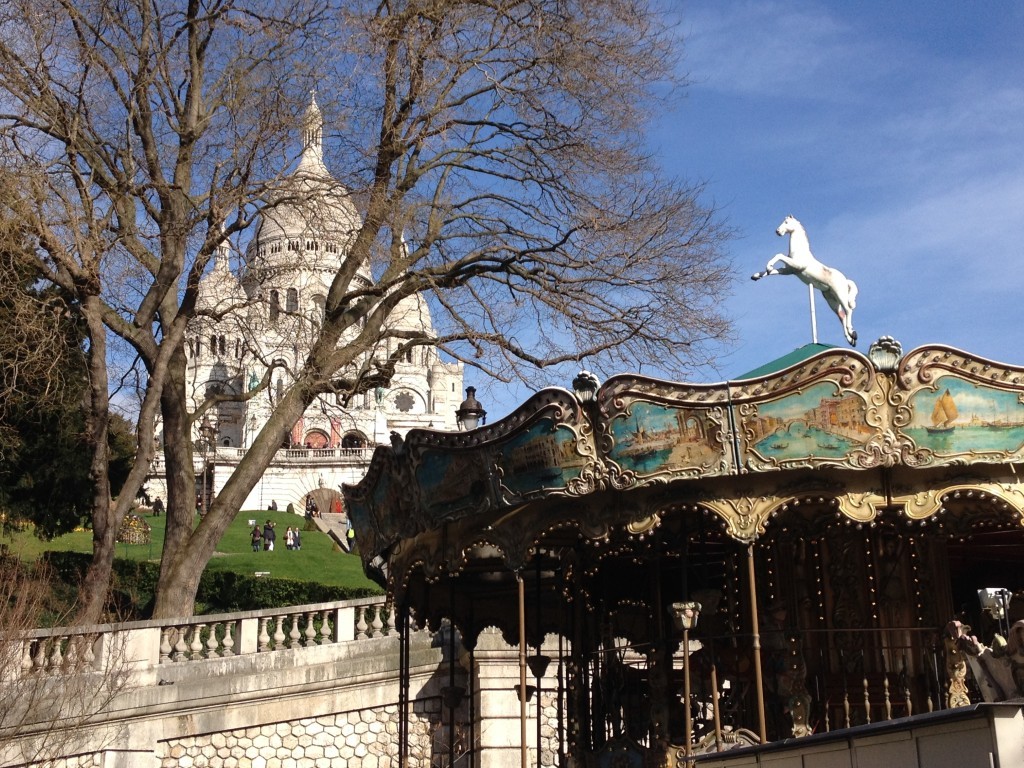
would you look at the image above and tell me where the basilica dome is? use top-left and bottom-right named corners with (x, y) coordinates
top-left (246, 93), bottom-right (367, 282)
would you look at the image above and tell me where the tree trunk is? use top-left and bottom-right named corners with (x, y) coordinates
top-left (74, 298), bottom-right (115, 625)
top-left (151, 383), bottom-right (311, 618)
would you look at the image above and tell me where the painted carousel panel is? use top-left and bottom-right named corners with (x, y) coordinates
top-left (739, 380), bottom-right (872, 469)
top-left (904, 375), bottom-right (1024, 460)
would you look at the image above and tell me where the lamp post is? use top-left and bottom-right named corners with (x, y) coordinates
top-left (455, 386), bottom-right (486, 431)
top-left (671, 601), bottom-right (701, 764)
top-left (199, 414), bottom-right (218, 514)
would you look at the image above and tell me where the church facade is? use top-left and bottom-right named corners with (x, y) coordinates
top-left (149, 95), bottom-right (462, 514)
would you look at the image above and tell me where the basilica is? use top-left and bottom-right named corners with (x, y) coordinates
top-left (150, 95), bottom-right (462, 514)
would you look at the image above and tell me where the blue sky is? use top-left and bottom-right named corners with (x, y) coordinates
top-left (482, 1), bottom-right (1024, 419)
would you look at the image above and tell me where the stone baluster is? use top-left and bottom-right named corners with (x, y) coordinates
top-left (159, 627), bottom-right (174, 662)
top-left (319, 610), bottom-right (332, 644)
top-left (883, 677), bottom-right (892, 721)
top-left (33, 639), bottom-right (48, 671)
top-left (304, 612), bottom-right (318, 647)
top-left (843, 692), bottom-right (850, 728)
top-left (48, 637), bottom-right (64, 670)
top-left (82, 634), bottom-right (97, 666)
top-left (173, 626), bottom-right (189, 662)
top-left (370, 606), bottom-right (384, 638)
top-left (863, 677), bottom-right (871, 724)
top-left (356, 607), bottom-right (369, 640)
top-left (904, 685), bottom-right (912, 717)
top-left (823, 705), bottom-right (830, 732)
top-left (926, 695), bottom-right (933, 713)
top-left (222, 621), bottom-right (235, 657)
top-left (272, 617), bottom-right (286, 650)
top-left (22, 640), bottom-right (34, 673)
top-left (206, 622), bottom-right (221, 658)
top-left (64, 635), bottom-right (80, 668)
top-left (258, 617), bottom-right (271, 652)
top-left (191, 624), bottom-right (206, 659)
top-left (288, 614), bottom-right (302, 649)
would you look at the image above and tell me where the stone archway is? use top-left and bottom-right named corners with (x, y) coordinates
top-left (304, 429), bottom-right (330, 449)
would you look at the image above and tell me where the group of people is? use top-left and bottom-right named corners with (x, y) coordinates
top-left (304, 495), bottom-right (321, 518)
top-left (250, 520), bottom-right (303, 552)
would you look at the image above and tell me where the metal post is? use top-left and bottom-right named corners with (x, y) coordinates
top-left (683, 625), bottom-right (693, 763)
top-left (747, 545), bottom-right (768, 742)
top-left (518, 573), bottom-right (528, 768)
top-left (808, 283), bottom-right (818, 344)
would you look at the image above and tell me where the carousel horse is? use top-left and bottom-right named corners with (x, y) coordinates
top-left (751, 215), bottom-right (859, 346)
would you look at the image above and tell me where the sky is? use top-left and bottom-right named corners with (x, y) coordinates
top-left (481, 1), bottom-right (1024, 420)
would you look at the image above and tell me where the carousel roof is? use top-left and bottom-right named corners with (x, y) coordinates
top-left (343, 337), bottom-right (1024, 644)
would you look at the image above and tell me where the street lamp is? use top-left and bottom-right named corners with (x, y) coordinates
top-left (455, 386), bottom-right (486, 431)
top-left (199, 413), bottom-right (218, 514)
top-left (670, 601), bottom-right (701, 763)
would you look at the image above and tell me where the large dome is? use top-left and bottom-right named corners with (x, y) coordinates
top-left (246, 93), bottom-right (366, 280)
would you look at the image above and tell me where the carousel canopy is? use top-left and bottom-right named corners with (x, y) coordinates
top-left (343, 337), bottom-right (1024, 643)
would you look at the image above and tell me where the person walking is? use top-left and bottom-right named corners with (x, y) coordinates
top-left (263, 520), bottom-right (276, 552)
top-left (293, 527), bottom-right (301, 551)
top-left (285, 527), bottom-right (295, 550)
top-left (250, 524), bottom-right (263, 552)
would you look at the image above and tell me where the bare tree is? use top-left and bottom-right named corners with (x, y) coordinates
top-left (0, 0), bottom-right (733, 620)
top-left (0, 557), bottom-right (131, 765)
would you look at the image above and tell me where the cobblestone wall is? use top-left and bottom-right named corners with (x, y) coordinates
top-left (157, 700), bottom-right (451, 768)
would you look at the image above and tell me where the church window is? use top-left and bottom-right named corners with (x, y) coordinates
top-left (271, 242), bottom-right (282, 254)
top-left (219, 336), bottom-right (226, 355)
top-left (187, 339), bottom-right (195, 357)
top-left (235, 339), bottom-right (241, 358)
top-left (195, 338), bottom-right (202, 357)
top-left (395, 391), bottom-right (415, 413)
top-left (210, 335), bottom-right (217, 355)
top-left (325, 242), bottom-right (337, 253)
top-left (287, 240), bottom-right (299, 252)
top-left (269, 290), bottom-right (280, 322)
top-left (286, 287), bottom-right (298, 312)
top-left (312, 295), bottom-right (326, 320)
top-left (276, 377), bottom-right (284, 401)
top-left (405, 349), bottom-right (413, 363)
top-left (307, 240), bottom-right (318, 251)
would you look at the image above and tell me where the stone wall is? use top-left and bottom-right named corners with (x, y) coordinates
top-left (157, 700), bottom-right (448, 768)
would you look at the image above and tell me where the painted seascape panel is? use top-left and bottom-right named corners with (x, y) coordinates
top-left (417, 450), bottom-right (491, 519)
top-left (747, 381), bottom-right (870, 461)
top-left (607, 401), bottom-right (721, 476)
top-left (496, 418), bottom-right (583, 495)
top-left (905, 375), bottom-right (1024, 456)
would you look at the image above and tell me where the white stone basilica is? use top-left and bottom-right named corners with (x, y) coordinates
top-left (150, 95), bottom-right (462, 514)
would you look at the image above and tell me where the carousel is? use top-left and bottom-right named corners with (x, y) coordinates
top-left (344, 336), bottom-right (1024, 767)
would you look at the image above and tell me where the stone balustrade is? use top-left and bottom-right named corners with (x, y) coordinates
top-left (15, 595), bottom-right (391, 680)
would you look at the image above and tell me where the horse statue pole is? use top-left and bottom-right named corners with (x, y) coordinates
top-left (751, 215), bottom-right (858, 346)
top-left (808, 284), bottom-right (818, 344)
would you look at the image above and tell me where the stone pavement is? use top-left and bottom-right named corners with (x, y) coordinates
top-left (313, 512), bottom-right (352, 552)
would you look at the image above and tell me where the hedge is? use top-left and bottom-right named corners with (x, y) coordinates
top-left (41, 551), bottom-right (379, 620)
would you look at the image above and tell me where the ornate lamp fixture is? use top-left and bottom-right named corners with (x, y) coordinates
top-left (455, 386), bottom-right (487, 431)
top-left (571, 370), bottom-right (600, 404)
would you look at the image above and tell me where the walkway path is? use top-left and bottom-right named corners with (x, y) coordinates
top-left (313, 512), bottom-right (351, 552)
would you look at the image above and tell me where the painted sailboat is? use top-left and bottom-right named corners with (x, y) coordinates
top-left (926, 389), bottom-right (958, 434)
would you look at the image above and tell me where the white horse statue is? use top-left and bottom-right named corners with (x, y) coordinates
top-left (751, 215), bottom-right (859, 346)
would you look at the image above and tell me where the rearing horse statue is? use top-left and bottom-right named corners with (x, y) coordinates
top-left (751, 215), bottom-right (859, 346)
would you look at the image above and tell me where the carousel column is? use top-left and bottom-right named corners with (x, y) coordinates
top-left (746, 544), bottom-right (769, 742)
top-left (473, 627), bottom-right (539, 768)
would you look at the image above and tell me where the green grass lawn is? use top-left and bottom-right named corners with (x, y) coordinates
top-left (2, 510), bottom-right (377, 590)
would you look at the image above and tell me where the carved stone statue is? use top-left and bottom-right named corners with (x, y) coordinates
top-left (751, 215), bottom-right (859, 346)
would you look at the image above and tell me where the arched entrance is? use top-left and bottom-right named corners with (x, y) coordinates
top-left (303, 429), bottom-right (330, 449)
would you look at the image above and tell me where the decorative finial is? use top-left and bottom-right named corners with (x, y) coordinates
top-left (868, 336), bottom-right (903, 373)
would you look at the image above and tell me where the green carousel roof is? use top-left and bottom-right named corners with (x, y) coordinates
top-left (737, 342), bottom-right (837, 380)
